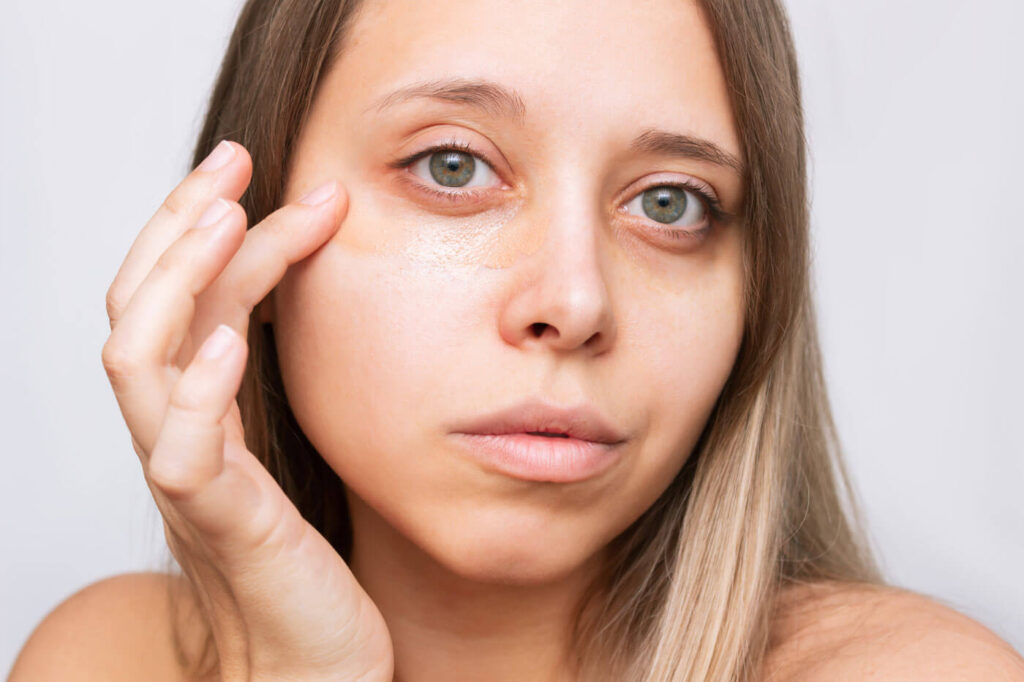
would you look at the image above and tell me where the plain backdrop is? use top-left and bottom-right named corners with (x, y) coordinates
top-left (2, 0), bottom-right (1022, 673)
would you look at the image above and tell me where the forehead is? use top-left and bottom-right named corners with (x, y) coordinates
top-left (332, 0), bottom-right (739, 161)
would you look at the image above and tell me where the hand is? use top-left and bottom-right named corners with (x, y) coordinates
top-left (101, 141), bottom-right (394, 682)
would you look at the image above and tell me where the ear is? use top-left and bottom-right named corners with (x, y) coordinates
top-left (255, 291), bottom-right (275, 325)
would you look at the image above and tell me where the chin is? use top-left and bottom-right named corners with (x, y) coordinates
top-left (345, 460), bottom-right (614, 586)
top-left (438, 541), bottom-right (595, 586)
top-left (413, 506), bottom-right (608, 586)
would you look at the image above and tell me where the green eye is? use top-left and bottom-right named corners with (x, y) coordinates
top-left (626, 185), bottom-right (707, 227)
top-left (410, 146), bottom-right (499, 190)
top-left (642, 187), bottom-right (687, 223)
top-left (428, 151), bottom-right (475, 187)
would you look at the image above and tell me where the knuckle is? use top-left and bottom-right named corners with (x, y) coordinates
top-left (101, 337), bottom-right (142, 383)
top-left (266, 208), bottom-right (296, 234)
top-left (167, 376), bottom-right (210, 417)
top-left (248, 497), bottom-right (304, 558)
top-left (147, 438), bottom-right (213, 498)
top-left (152, 243), bottom-right (182, 275)
top-left (159, 184), bottom-right (193, 220)
top-left (147, 457), bottom-right (193, 498)
top-left (262, 203), bottom-right (308, 238)
top-left (150, 244), bottom-right (196, 290)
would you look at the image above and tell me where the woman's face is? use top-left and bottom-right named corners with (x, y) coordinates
top-left (267, 0), bottom-right (745, 582)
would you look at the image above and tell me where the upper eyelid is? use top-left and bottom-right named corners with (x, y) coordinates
top-left (628, 171), bottom-right (720, 203)
top-left (393, 137), bottom-right (504, 174)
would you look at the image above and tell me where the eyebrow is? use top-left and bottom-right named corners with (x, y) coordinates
top-left (369, 77), bottom-right (744, 176)
top-left (629, 129), bottom-right (743, 175)
top-left (369, 77), bottom-right (527, 123)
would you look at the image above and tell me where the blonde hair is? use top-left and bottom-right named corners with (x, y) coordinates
top-left (163, 0), bottom-right (881, 679)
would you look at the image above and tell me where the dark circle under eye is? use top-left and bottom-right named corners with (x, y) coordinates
top-left (641, 186), bottom-right (688, 224)
top-left (429, 151), bottom-right (476, 187)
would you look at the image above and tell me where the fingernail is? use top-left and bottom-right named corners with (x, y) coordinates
top-left (195, 198), bottom-right (232, 228)
top-left (298, 181), bottom-right (337, 206)
top-left (197, 140), bottom-right (235, 172)
top-left (199, 324), bottom-right (237, 361)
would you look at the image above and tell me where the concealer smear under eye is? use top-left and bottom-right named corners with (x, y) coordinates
top-left (339, 196), bottom-right (542, 282)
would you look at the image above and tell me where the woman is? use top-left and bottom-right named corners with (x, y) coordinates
top-left (11, 0), bottom-right (1024, 679)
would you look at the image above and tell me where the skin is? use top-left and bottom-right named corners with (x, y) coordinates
top-left (260, 0), bottom-right (745, 679)
top-left (9, 0), bottom-right (1024, 680)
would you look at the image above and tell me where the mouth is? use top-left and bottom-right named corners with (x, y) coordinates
top-left (449, 398), bottom-right (628, 482)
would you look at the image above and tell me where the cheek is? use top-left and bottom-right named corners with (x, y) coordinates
top-left (643, 286), bottom-right (744, 439)
top-left (271, 239), bottom-right (473, 491)
top-left (625, 218), bottom-right (746, 426)
top-left (612, 241), bottom-right (746, 509)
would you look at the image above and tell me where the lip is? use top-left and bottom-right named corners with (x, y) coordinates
top-left (449, 398), bottom-right (627, 482)
top-left (451, 398), bottom-right (628, 444)
top-left (450, 433), bottom-right (623, 482)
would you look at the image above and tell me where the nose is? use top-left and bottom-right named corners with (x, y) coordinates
top-left (497, 184), bottom-right (617, 355)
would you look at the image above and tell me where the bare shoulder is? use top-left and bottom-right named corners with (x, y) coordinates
top-left (9, 571), bottom-right (211, 682)
top-left (763, 580), bottom-right (1024, 681)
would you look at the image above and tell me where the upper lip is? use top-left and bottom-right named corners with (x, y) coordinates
top-left (452, 398), bottom-right (628, 445)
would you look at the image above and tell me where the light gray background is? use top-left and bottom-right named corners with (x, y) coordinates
top-left (2, 0), bottom-right (1022, 673)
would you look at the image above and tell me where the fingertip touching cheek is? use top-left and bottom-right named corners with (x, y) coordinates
top-left (271, 0), bottom-right (747, 582)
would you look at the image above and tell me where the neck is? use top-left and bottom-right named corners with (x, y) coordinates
top-left (345, 491), bottom-right (607, 682)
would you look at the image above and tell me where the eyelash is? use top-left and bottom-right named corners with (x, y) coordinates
top-left (387, 140), bottom-right (732, 242)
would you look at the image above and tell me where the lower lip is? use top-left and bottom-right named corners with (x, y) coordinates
top-left (451, 432), bottom-right (623, 482)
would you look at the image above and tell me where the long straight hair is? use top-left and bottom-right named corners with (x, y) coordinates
top-left (163, 1), bottom-right (881, 679)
